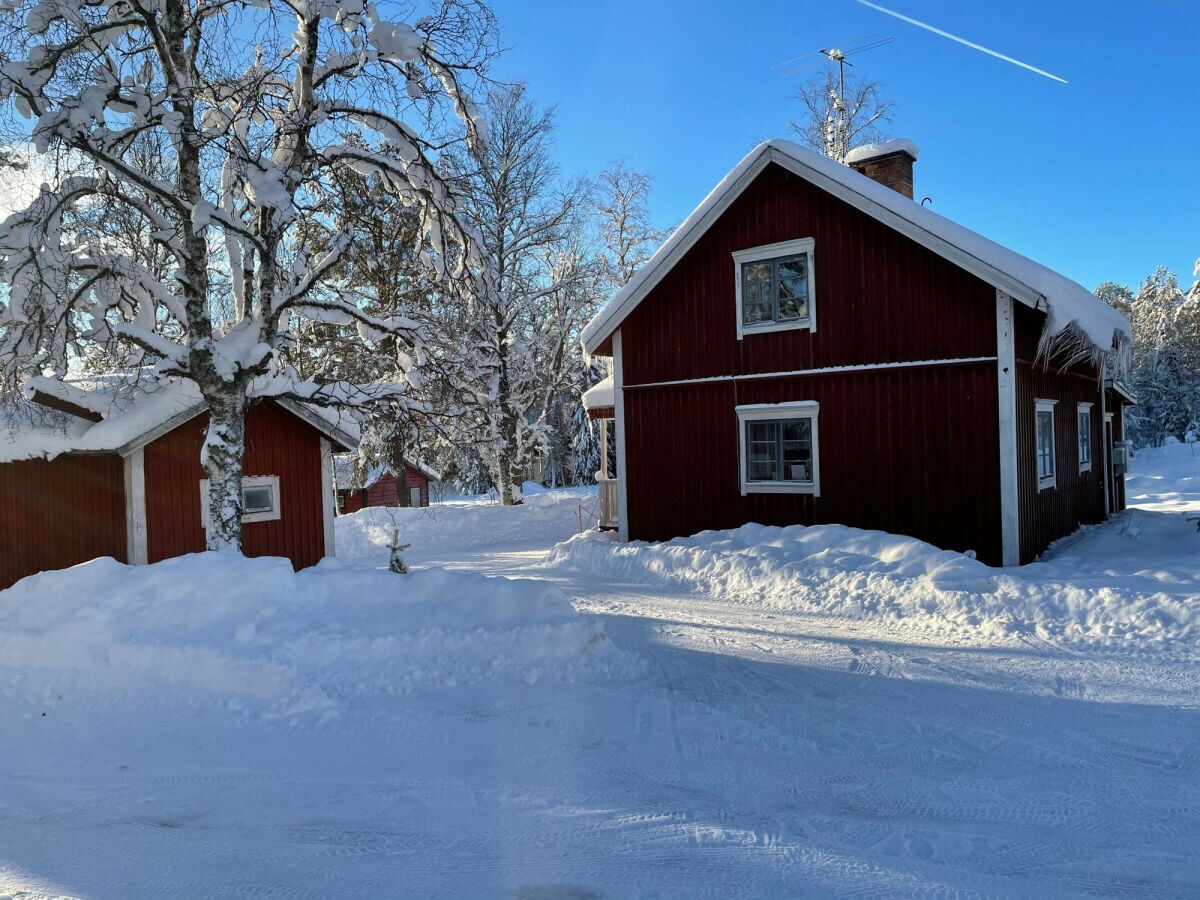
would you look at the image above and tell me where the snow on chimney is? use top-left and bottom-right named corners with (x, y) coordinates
top-left (845, 138), bottom-right (919, 199)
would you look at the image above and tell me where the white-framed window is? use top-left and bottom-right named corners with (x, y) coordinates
top-left (1077, 402), bottom-right (1093, 473)
top-left (200, 475), bottom-right (282, 528)
top-left (1035, 399), bottom-right (1057, 490)
top-left (736, 401), bottom-right (820, 495)
top-left (733, 238), bottom-right (816, 339)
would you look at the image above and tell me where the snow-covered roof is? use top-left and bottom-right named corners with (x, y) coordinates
top-left (0, 376), bottom-right (360, 464)
top-left (581, 375), bottom-right (614, 411)
top-left (581, 139), bottom-right (1130, 357)
top-left (333, 453), bottom-right (442, 491)
top-left (845, 138), bottom-right (920, 165)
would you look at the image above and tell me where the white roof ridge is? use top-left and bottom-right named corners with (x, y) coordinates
top-left (582, 139), bottom-right (1129, 356)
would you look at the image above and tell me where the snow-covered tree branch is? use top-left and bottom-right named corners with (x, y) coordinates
top-left (0, 0), bottom-right (496, 549)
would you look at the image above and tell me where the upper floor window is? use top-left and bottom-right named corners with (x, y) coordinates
top-left (1078, 402), bottom-right (1093, 473)
top-left (732, 238), bottom-right (816, 339)
top-left (1035, 399), bottom-right (1057, 490)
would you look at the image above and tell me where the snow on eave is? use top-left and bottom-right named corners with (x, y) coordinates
top-left (2, 378), bottom-right (360, 463)
top-left (581, 139), bottom-right (1130, 358)
top-left (581, 375), bottom-right (614, 411)
top-left (276, 399), bottom-right (360, 452)
top-left (844, 138), bottom-right (920, 165)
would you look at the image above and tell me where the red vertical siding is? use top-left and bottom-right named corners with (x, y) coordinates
top-left (621, 163), bottom-right (997, 387)
top-left (365, 474), bottom-right (400, 507)
top-left (624, 361), bottom-right (1003, 565)
top-left (403, 465), bottom-right (430, 506)
top-left (1013, 305), bottom-right (1107, 563)
top-left (143, 402), bottom-right (328, 570)
top-left (0, 454), bottom-right (127, 590)
top-left (358, 465), bottom-right (430, 509)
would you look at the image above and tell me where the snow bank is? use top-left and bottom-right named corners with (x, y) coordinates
top-left (549, 517), bottom-right (1200, 652)
top-left (337, 484), bottom-right (594, 563)
top-left (1125, 439), bottom-right (1200, 512)
top-left (0, 552), bottom-right (637, 719)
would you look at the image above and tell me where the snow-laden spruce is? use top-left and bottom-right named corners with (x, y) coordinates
top-left (0, 0), bottom-right (495, 550)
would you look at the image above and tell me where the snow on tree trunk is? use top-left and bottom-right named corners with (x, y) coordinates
top-left (201, 388), bottom-right (250, 552)
top-left (0, 0), bottom-right (495, 553)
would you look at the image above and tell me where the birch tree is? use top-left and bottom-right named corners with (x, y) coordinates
top-left (790, 68), bottom-right (893, 162)
top-left (435, 82), bottom-right (593, 504)
top-left (0, 0), bottom-right (495, 550)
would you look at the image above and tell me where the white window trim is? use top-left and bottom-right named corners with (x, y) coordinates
top-left (1077, 402), bottom-right (1094, 473)
top-left (733, 237), bottom-right (816, 339)
top-left (1035, 399), bottom-right (1057, 491)
top-left (200, 474), bottom-right (282, 529)
top-left (736, 401), bottom-right (820, 496)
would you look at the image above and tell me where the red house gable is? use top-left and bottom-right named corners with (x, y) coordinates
top-left (582, 140), bottom-right (1132, 567)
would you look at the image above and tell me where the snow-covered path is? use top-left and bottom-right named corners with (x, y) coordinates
top-left (1, 458), bottom-right (1199, 897)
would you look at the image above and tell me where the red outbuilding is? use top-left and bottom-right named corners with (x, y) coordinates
top-left (0, 377), bottom-right (357, 590)
top-left (335, 455), bottom-right (441, 514)
top-left (581, 139), bottom-right (1134, 567)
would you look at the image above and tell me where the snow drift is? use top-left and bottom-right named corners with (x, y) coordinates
top-left (337, 484), bottom-right (593, 563)
top-left (548, 515), bottom-right (1200, 652)
top-left (0, 552), bottom-right (638, 719)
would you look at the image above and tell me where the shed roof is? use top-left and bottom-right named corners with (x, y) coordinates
top-left (1, 376), bottom-right (360, 463)
top-left (333, 453), bottom-right (442, 490)
top-left (582, 140), bottom-right (1130, 357)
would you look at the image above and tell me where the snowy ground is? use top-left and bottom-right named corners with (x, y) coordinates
top-left (1, 455), bottom-right (1199, 897)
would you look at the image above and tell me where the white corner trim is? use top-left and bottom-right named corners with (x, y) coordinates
top-left (123, 448), bottom-right (148, 565)
top-left (1035, 398), bottom-right (1057, 491)
top-left (613, 329), bottom-right (629, 542)
top-left (320, 438), bottom-right (336, 557)
top-left (735, 401), bottom-right (821, 497)
top-left (996, 291), bottom-right (1019, 566)
top-left (733, 237), bottom-right (816, 340)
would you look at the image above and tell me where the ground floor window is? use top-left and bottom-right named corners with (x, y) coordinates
top-left (1036, 399), bottom-right (1057, 490)
top-left (736, 401), bottom-right (820, 495)
top-left (200, 474), bottom-right (282, 527)
top-left (1078, 402), bottom-right (1093, 473)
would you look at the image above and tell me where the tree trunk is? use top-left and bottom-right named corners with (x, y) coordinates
top-left (202, 387), bottom-right (250, 552)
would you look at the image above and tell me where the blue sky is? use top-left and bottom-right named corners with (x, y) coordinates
top-left (488, 0), bottom-right (1198, 293)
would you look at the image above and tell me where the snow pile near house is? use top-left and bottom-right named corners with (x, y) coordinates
top-left (1125, 438), bottom-right (1200, 511)
top-left (0, 552), bottom-right (637, 719)
top-left (549, 515), bottom-right (1200, 652)
top-left (337, 483), bottom-right (594, 564)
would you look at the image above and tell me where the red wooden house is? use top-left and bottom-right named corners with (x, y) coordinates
top-left (0, 377), bottom-right (357, 590)
top-left (335, 455), bottom-right (441, 513)
top-left (581, 139), bottom-right (1134, 567)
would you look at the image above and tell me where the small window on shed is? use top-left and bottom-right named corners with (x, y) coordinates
top-left (733, 238), bottom-right (816, 339)
top-left (1035, 399), bottom-right (1057, 490)
top-left (200, 475), bottom-right (282, 528)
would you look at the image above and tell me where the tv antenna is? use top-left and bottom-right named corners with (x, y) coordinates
top-left (772, 34), bottom-right (895, 160)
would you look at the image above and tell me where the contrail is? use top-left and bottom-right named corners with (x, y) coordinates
top-left (855, 0), bottom-right (1068, 84)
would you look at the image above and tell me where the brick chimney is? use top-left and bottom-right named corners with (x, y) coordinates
top-left (845, 139), bottom-right (919, 199)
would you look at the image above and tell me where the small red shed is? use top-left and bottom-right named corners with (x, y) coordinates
top-left (581, 139), bottom-right (1135, 566)
top-left (335, 455), bottom-right (441, 514)
top-left (0, 377), bottom-right (357, 590)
